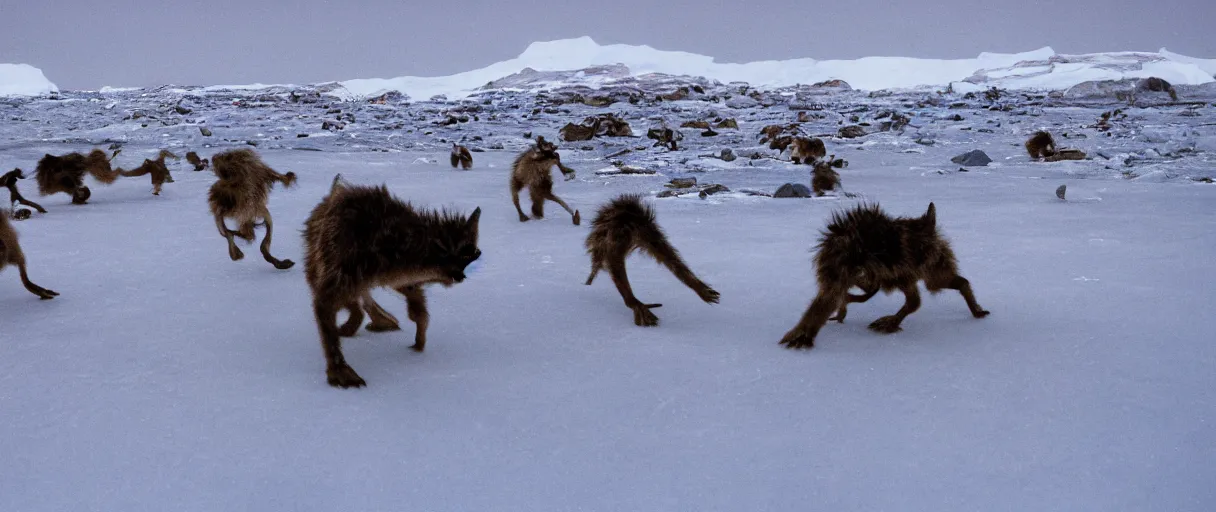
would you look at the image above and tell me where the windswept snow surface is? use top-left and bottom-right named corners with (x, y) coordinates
top-left (1, 147), bottom-right (1213, 511)
top-left (336, 37), bottom-right (1215, 99)
top-left (0, 63), bottom-right (58, 96)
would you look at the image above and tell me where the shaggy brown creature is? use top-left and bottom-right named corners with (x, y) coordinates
top-left (186, 151), bottom-right (210, 172)
top-left (811, 158), bottom-right (842, 196)
top-left (303, 175), bottom-right (482, 388)
top-left (117, 149), bottom-right (179, 195)
top-left (0, 213), bottom-right (58, 299)
top-left (1025, 131), bottom-right (1057, 159)
top-left (779, 202), bottom-right (989, 349)
top-left (206, 148), bottom-right (297, 269)
top-left (790, 137), bottom-right (827, 164)
top-left (584, 194), bottom-right (720, 326)
top-left (450, 143), bottom-right (473, 170)
top-left (34, 149), bottom-right (121, 204)
top-left (509, 136), bottom-right (580, 225)
top-left (1, 169), bottom-right (47, 215)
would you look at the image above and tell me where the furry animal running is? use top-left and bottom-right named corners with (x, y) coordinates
top-left (1, 169), bottom-right (47, 216)
top-left (186, 151), bottom-right (210, 172)
top-left (117, 149), bottom-right (179, 195)
top-left (303, 174), bottom-right (482, 388)
top-left (1025, 131), bottom-right (1057, 159)
top-left (450, 143), bottom-right (473, 170)
top-left (779, 202), bottom-right (989, 349)
top-left (584, 194), bottom-right (720, 326)
top-left (33, 149), bottom-right (122, 204)
top-left (811, 158), bottom-right (842, 196)
top-left (206, 148), bottom-right (296, 269)
top-left (509, 135), bottom-right (580, 225)
top-left (0, 213), bottom-right (58, 299)
top-left (789, 136), bottom-right (827, 164)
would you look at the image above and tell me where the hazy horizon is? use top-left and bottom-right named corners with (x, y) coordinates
top-left (2, 0), bottom-right (1212, 90)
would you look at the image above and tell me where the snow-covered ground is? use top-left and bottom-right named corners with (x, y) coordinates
top-left (2, 146), bottom-right (1213, 511)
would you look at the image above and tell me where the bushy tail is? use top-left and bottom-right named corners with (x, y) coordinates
top-left (86, 151), bottom-right (121, 184)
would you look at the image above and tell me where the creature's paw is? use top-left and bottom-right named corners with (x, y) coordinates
top-left (326, 363), bottom-right (366, 389)
top-left (868, 315), bottom-right (904, 334)
top-left (632, 303), bottom-right (661, 327)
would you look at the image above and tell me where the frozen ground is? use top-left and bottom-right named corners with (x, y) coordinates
top-left (1, 145), bottom-right (1213, 511)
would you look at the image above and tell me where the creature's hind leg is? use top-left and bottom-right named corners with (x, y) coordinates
top-left (214, 214), bottom-right (244, 261)
top-left (830, 284), bottom-right (879, 323)
top-left (338, 300), bottom-right (365, 337)
top-left (258, 212), bottom-right (295, 270)
top-left (926, 272), bottom-right (990, 318)
top-left (11, 191), bottom-right (47, 213)
top-left (510, 179), bottom-right (529, 222)
top-left (529, 187), bottom-right (547, 219)
top-left (361, 290), bottom-right (401, 332)
top-left (868, 283), bottom-right (921, 334)
top-left (544, 192), bottom-right (580, 225)
top-left (396, 285), bottom-right (429, 351)
top-left (9, 251), bottom-right (58, 300)
top-left (315, 298), bottom-right (365, 388)
top-left (585, 259), bottom-right (602, 285)
top-left (605, 248), bottom-right (662, 327)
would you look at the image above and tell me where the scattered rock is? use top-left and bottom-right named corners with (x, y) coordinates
top-left (1055, 184), bottom-right (1067, 200)
top-left (174, 105), bottom-right (192, 115)
top-left (681, 120), bottom-right (711, 129)
top-left (198, 127), bottom-right (212, 137)
top-left (914, 138), bottom-right (936, 146)
top-left (698, 184), bottom-right (730, 198)
top-left (773, 183), bottom-right (813, 198)
top-left (701, 127), bottom-right (718, 137)
top-left (322, 120), bottom-right (346, 131)
top-left (667, 177), bottom-right (698, 188)
top-left (714, 118), bottom-right (739, 129)
top-left (297, 133), bottom-right (309, 138)
top-left (719, 148), bottom-right (736, 162)
top-left (838, 125), bottom-right (867, 139)
top-left (950, 150), bottom-right (992, 167)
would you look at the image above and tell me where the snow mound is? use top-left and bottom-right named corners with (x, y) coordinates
top-left (334, 37), bottom-right (1215, 100)
top-left (0, 63), bottom-right (58, 96)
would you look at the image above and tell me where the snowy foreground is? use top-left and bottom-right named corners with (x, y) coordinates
top-left (1, 147), bottom-right (1213, 511)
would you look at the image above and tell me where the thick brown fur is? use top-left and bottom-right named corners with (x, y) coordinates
top-left (206, 148), bottom-right (297, 269)
top-left (186, 151), bottom-right (210, 172)
top-left (790, 137), bottom-right (827, 164)
top-left (117, 149), bottom-right (180, 195)
top-left (509, 136), bottom-right (581, 225)
top-left (1025, 131), bottom-right (1057, 159)
top-left (450, 143), bottom-right (473, 170)
top-left (1044, 149), bottom-right (1087, 162)
top-left (779, 202), bottom-right (989, 349)
top-left (1, 169), bottom-right (47, 215)
top-left (584, 194), bottom-right (720, 326)
top-left (0, 213), bottom-right (58, 299)
top-left (33, 149), bottom-right (121, 204)
top-left (303, 175), bottom-right (482, 388)
top-left (811, 158), bottom-right (842, 196)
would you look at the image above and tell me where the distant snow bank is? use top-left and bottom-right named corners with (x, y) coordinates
top-left (0, 63), bottom-right (58, 96)
top-left (336, 37), bottom-right (1216, 99)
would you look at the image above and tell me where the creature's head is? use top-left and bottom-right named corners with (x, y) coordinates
top-left (431, 207), bottom-right (482, 285)
top-left (534, 136), bottom-right (560, 159)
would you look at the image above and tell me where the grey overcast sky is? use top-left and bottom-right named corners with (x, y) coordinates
top-left (1, 0), bottom-right (1211, 90)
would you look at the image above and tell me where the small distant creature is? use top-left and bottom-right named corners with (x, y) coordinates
top-left (584, 194), bottom-right (720, 326)
top-left (303, 174), bottom-right (482, 388)
top-left (186, 151), bottom-right (210, 172)
top-left (1025, 131), bottom-right (1057, 159)
top-left (0, 169), bottom-right (47, 216)
top-left (117, 149), bottom-right (179, 195)
top-left (33, 149), bottom-right (122, 204)
top-left (780, 202), bottom-right (989, 349)
top-left (206, 148), bottom-right (297, 269)
top-left (509, 136), bottom-right (580, 225)
top-left (811, 158), bottom-right (842, 196)
top-left (789, 136), bottom-right (827, 164)
top-left (450, 143), bottom-right (473, 170)
top-left (0, 213), bottom-right (58, 299)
